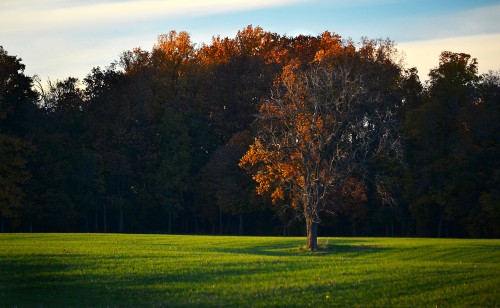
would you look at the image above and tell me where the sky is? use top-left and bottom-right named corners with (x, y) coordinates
top-left (1, 0), bottom-right (499, 83)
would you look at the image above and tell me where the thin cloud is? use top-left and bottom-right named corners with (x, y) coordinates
top-left (397, 3), bottom-right (500, 41)
top-left (13, 31), bottom-right (158, 81)
top-left (0, 0), bottom-right (305, 34)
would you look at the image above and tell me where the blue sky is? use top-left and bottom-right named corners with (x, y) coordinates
top-left (1, 0), bottom-right (499, 82)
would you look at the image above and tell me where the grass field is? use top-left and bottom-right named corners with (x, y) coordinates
top-left (0, 234), bottom-right (499, 306)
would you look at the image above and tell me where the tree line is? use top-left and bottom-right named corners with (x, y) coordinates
top-left (1, 26), bottom-right (498, 238)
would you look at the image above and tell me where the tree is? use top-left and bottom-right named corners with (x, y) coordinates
top-left (404, 52), bottom-right (480, 237)
top-left (240, 40), bottom-right (403, 250)
top-left (201, 131), bottom-right (258, 235)
top-left (28, 76), bottom-right (103, 232)
top-left (0, 135), bottom-right (33, 230)
top-left (465, 71), bottom-right (500, 237)
top-left (152, 30), bottom-right (195, 107)
top-left (195, 26), bottom-right (280, 142)
top-left (0, 46), bottom-right (37, 121)
top-left (0, 46), bottom-right (37, 231)
top-left (142, 109), bottom-right (192, 233)
top-left (84, 67), bottom-right (135, 232)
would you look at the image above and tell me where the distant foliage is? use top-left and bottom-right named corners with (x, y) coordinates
top-left (0, 26), bottom-right (498, 238)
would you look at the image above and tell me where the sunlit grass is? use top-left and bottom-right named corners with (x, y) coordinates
top-left (1, 234), bottom-right (498, 306)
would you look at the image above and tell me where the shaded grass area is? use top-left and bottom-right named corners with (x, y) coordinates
top-left (1, 234), bottom-right (499, 306)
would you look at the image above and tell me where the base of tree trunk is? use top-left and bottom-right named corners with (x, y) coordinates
top-left (306, 220), bottom-right (318, 251)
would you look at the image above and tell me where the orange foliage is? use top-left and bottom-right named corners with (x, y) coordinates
top-left (198, 36), bottom-right (236, 66)
top-left (313, 31), bottom-right (342, 62)
top-left (239, 138), bottom-right (304, 204)
top-left (240, 65), bottom-right (335, 207)
top-left (153, 30), bottom-right (195, 81)
top-left (155, 30), bottom-right (194, 63)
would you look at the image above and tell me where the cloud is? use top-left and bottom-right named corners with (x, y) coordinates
top-left (398, 3), bottom-right (500, 41)
top-left (0, 0), bottom-right (305, 34)
top-left (8, 30), bottom-right (160, 81)
top-left (399, 33), bottom-right (500, 81)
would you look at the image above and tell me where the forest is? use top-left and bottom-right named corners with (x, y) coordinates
top-left (0, 26), bottom-right (498, 238)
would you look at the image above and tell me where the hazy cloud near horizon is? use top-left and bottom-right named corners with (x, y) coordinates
top-left (400, 33), bottom-right (500, 81)
top-left (1, 0), bottom-right (499, 82)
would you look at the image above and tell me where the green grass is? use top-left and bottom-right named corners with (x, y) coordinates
top-left (1, 234), bottom-right (499, 307)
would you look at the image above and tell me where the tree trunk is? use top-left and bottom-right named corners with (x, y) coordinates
top-left (168, 210), bottom-right (172, 234)
top-left (95, 204), bottom-right (98, 232)
top-left (238, 213), bottom-right (243, 235)
top-left (119, 205), bottom-right (124, 233)
top-left (306, 218), bottom-right (318, 251)
top-left (225, 215), bottom-right (231, 234)
top-left (194, 209), bottom-right (198, 234)
top-left (437, 211), bottom-right (442, 238)
top-left (183, 212), bottom-right (188, 233)
top-left (219, 208), bottom-right (222, 235)
top-left (103, 201), bottom-right (107, 233)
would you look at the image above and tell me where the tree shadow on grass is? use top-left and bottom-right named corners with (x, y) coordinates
top-left (208, 238), bottom-right (390, 257)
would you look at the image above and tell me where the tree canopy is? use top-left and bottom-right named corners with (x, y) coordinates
top-left (240, 38), bottom-right (404, 249)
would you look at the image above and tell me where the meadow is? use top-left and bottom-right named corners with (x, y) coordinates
top-left (1, 234), bottom-right (498, 307)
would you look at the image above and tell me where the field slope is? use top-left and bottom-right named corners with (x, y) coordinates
top-left (1, 234), bottom-right (499, 306)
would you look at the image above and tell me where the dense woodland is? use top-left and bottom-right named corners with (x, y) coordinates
top-left (1, 26), bottom-right (498, 238)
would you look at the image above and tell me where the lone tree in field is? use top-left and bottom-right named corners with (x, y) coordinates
top-left (240, 38), bottom-right (403, 250)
